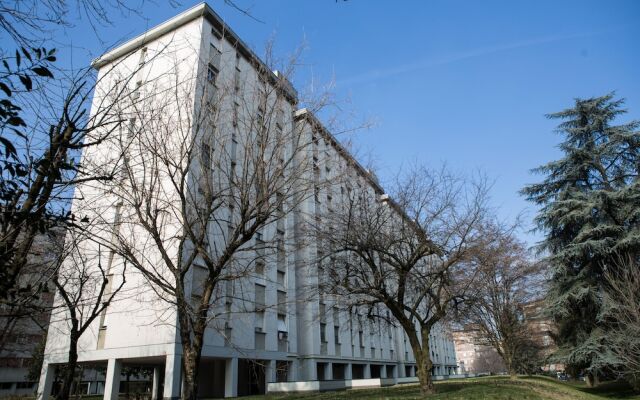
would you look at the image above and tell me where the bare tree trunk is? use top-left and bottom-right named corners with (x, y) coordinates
top-left (585, 371), bottom-right (599, 387)
top-left (180, 344), bottom-right (201, 400)
top-left (415, 348), bottom-right (434, 395)
top-left (504, 352), bottom-right (516, 379)
top-left (58, 330), bottom-right (79, 400)
top-left (178, 299), bottom-right (205, 400)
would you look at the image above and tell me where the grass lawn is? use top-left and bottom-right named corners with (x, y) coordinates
top-left (246, 376), bottom-right (640, 400)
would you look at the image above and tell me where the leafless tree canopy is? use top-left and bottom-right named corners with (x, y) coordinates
top-left (462, 223), bottom-right (545, 376)
top-left (600, 257), bottom-right (640, 390)
top-left (317, 164), bottom-right (492, 395)
top-left (71, 35), bottom-right (345, 400)
top-left (49, 228), bottom-right (128, 400)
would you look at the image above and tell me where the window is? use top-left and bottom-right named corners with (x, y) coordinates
top-left (277, 290), bottom-right (286, 314)
top-left (320, 323), bottom-right (327, 343)
top-left (131, 80), bottom-right (142, 100)
top-left (276, 108), bottom-right (284, 128)
top-left (334, 326), bottom-right (340, 344)
top-left (211, 26), bottom-right (222, 39)
top-left (255, 260), bottom-right (265, 275)
top-left (210, 44), bottom-right (221, 68)
top-left (234, 68), bottom-right (241, 92)
top-left (277, 270), bottom-right (285, 286)
top-left (127, 118), bottom-right (136, 138)
top-left (224, 324), bottom-right (232, 346)
top-left (255, 284), bottom-right (266, 309)
top-left (137, 47), bottom-right (147, 66)
top-left (276, 192), bottom-right (284, 212)
top-left (192, 265), bottom-right (208, 297)
top-left (232, 101), bottom-right (239, 126)
top-left (207, 64), bottom-right (218, 84)
top-left (201, 142), bottom-right (211, 168)
top-left (257, 106), bottom-right (265, 127)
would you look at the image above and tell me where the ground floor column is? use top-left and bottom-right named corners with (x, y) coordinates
top-left (224, 357), bottom-right (238, 398)
top-left (399, 362), bottom-right (406, 378)
top-left (103, 359), bottom-right (122, 400)
top-left (326, 362), bottom-right (334, 380)
top-left (345, 363), bottom-right (353, 380)
top-left (164, 354), bottom-right (181, 400)
top-left (151, 366), bottom-right (161, 400)
top-left (289, 359), bottom-right (300, 381)
top-left (300, 359), bottom-right (316, 381)
top-left (265, 360), bottom-right (276, 384)
top-left (36, 361), bottom-right (55, 400)
top-left (380, 364), bottom-right (387, 378)
top-left (364, 363), bottom-right (371, 379)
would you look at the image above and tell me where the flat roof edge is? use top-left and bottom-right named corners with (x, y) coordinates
top-left (91, 2), bottom-right (298, 102)
top-left (91, 3), bottom-right (208, 69)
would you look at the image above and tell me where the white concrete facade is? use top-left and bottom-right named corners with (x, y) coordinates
top-left (37, 3), bottom-right (457, 399)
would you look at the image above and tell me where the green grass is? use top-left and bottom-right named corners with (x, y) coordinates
top-left (246, 376), bottom-right (640, 400)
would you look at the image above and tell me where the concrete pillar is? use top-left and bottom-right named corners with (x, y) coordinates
top-left (364, 363), bottom-right (371, 379)
top-left (103, 359), bottom-right (122, 400)
top-left (380, 364), bottom-right (387, 378)
top-left (151, 366), bottom-right (161, 400)
top-left (345, 363), bottom-right (352, 380)
top-left (36, 362), bottom-right (55, 400)
top-left (265, 360), bottom-right (276, 384)
top-left (289, 359), bottom-right (299, 381)
top-left (164, 354), bottom-right (181, 400)
top-left (301, 358), bottom-right (316, 381)
top-left (325, 362), bottom-right (333, 380)
top-left (224, 357), bottom-right (238, 398)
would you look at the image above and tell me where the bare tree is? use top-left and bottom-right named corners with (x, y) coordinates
top-left (0, 228), bottom-right (61, 353)
top-left (0, 49), bottom-right (152, 300)
top-left (79, 39), bottom-right (341, 400)
top-left (0, 0), bottom-right (170, 304)
top-left (0, 0), bottom-right (151, 48)
top-left (600, 256), bottom-right (640, 390)
top-left (49, 229), bottom-right (127, 400)
top-left (318, 164), bottom-right (492, 396)
top-left (463, 225), bottom-right (544, 377)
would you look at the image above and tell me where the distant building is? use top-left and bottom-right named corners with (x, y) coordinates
top-left (452, 327), bottom-right (505, 374)
top-left (522, 300), bottom-right (563, 372)
top-left (0, 230), bottom-right (61, 396)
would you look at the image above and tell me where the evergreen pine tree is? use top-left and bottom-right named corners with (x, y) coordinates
top-left (522, 93), bottom-right (640, 383)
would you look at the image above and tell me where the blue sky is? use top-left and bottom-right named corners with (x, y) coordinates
top-left (51, 0), bottom-right (640, 247)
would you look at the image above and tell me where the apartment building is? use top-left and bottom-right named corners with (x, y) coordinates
top-left (0, 230), bottom-right (61, 397)
top-left (523, 300), bottom-right (563, 372)
top-left (37, 3), bottom-right (456, 399)
top-left (452, 327), bottom-right (505, 374)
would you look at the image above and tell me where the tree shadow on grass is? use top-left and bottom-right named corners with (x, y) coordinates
top-left (576, 381), bottom-right (640, 399)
